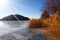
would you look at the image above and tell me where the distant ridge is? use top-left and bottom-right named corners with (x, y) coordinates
top-left (0, 14), bottom-right (30, 21)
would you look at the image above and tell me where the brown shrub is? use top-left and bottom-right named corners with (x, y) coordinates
top-left (29, 19), bottom-right (43, 28)
top-left (29, 12), bottom-right (60, 40)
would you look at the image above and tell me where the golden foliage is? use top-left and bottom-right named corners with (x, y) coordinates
top-left (42, 12), bottom-right (60, 40)
top-left (29, 19), bottom-right (42, 28)
top-left (29, 11), bottom-right (60, 40)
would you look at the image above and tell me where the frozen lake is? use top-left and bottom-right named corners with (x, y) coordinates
top-left (0, 21), bottom-right (48, 40)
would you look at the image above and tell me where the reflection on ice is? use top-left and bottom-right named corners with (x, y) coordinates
top-left (0, 21), bottom-right (48, 40)
top-left (0, 21), bottom-right (29, 36)
top-left (2, 21), bottom-right (28, 25)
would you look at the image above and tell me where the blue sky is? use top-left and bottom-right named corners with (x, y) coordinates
top-left (0, 0), bottom-right (45, 18)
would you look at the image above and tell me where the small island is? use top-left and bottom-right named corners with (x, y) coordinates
top-left (0, 14), bottom-right (30, 21)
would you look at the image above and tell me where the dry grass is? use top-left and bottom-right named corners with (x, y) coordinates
top-left (29, 12), bottom-right (60, 40)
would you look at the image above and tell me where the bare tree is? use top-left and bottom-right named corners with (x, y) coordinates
top-left (44, 0), bottom-right (60, 14)
top-left (41, 10), bottom-right (50, 18)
